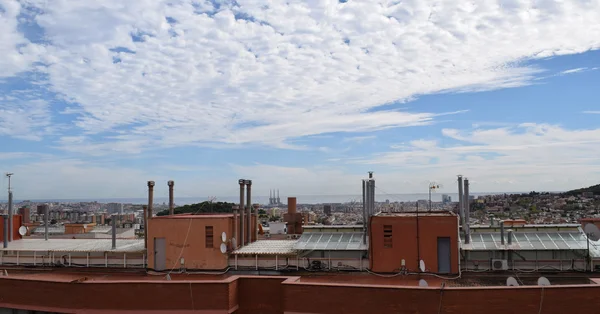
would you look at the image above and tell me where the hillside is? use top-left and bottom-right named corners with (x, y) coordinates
top-left (565, 184), bottom-right (600, 196)
top-left (156, 201), bottom-right (235, 216)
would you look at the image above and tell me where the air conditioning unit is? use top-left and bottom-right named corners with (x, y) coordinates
top-left (492, 259), bottom-right (508, 270)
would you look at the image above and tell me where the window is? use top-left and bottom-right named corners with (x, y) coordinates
top-left (205, 226), bottom-right (214, 248)
top-left (383, 225), bottom-right (392, 248)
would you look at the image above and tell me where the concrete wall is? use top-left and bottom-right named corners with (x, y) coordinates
top-left (370, 214), bottom-right (459, 273)
top-left (1, 275), bottom-right (600, 313)
top-left (0, 215), bottom-right (23, 242)
top-left (148, 216), bottom-right (234, 270)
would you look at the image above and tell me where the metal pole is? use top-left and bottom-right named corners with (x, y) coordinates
top-left (457, 175), bottom-right (464, 228)
top-left (362, 180), bottom-right (367, 244)
top-left (416, 202), bottom-right (420, 269)
top-left (428, 185), bottom-right (432, 212)
top-left (168, 181), bottom-right (175, 215)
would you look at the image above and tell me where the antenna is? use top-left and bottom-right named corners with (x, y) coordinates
top-left (418, 279), bottom-right (428, 287)
top-left (506, 277), bottom-right (519, 286)
top-left (537, 277), bottom-right (551, 286)
top-left (220, 243), bottom-right (227, 254)
top-left (419, 260), bottom-right (426, 272)
top-left (221, 231), bottom-right (227, 242)
top-left (18, 226), bottom-right (27, 236)
top-left (584, 224), bottom-right (600, 241)
top-left (5, 173), bottom-right (13, 191)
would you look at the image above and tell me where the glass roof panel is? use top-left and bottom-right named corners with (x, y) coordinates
top-left (315, 233), bottom-right (332, 249)
top-left (481, 234), bottom-right (493, 242)
top-left (326, 234), bottom-right (342, 249)
top-left (542, 241), bottom-right (557, 250)
top-left (471, 234), bottom-right (483, 242)
top-left (537, 233), bottom-right (550, 240)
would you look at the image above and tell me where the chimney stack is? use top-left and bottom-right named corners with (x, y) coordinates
top-left (232, 205), bottom-right (239, 249)
top-left (464, 178), bottom-right (471, 243)
top-left (288, 197), bottom-right (297, 214)
top-left (239, 179), bottom-right (246, 248)
top-left (3, 215), bottom-right (8, 248)
top-left (143, 205), bottom-right (148, 249)
top-left (457, 175), bottom-right (464, 227)
top-left (246, 180), bottom-right (252, 245)
top-left (168, 180), bottom-right (175, 215)
top-left (112, 214), bottom-right (117, 250)
top-left (44, 204), bottom-right (49, 241)
top-left (147, 181), bottom-right (155, 220)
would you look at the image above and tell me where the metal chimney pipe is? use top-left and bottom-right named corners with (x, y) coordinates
top-left (457, 175), bottom-right (464, 227)
top-left (112, 214), bottom-right (117, 250)
top-left (500, 220), bottom-right (505, 245)
top-left (3, 215), bottom-right (8, 248)
top-left (168, 180), bottom-right (175, 215)
top-left (8, 191), bottom-right (13, 242)
top-left (246, 180), bottom-right (252, 245)
top-left (44, 204), bottom-right (49, 241)
top-left (232, 205), bottom-right (238, 248)
top-left (238, 179), bottom-right (245, 248)
top-left (464, 177), bottom-right (471, 244)
top-left (142, 205), bottom-right (148, 249)
top-left (507, 230), bottom-right (513, 245)
top-left (147, 181), bottom-right (155, 220)
top-left (362, 180), bottom-right (367, 244)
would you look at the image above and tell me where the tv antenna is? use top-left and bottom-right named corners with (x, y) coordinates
top-left (584, 224), bottom-right (600, 241)
top-left (18, 226), bottom-right (27, 236)
top-left (220, 243), bottom-right (227, 254)
top-left (419, 260), bottom-right (426, 273)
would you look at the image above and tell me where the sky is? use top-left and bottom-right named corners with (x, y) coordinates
top-left (1, 0), bottom-right (600, 200)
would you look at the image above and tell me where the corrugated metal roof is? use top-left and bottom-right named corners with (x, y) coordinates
top-left (231, 240), bottom-right (297, 255)
top-left (294, 232), bottom-right (368, 251)
top-left (0, 239), bottom-right (145, 253)
top-left (461, 230), bottom-right (600, 257)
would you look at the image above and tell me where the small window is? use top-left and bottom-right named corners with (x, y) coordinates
top-left (383, 225), bottom-right (392, 248)
top-left (205, 226), bottom-right (214, 248)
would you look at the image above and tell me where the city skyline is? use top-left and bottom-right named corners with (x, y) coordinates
top-left (1, 1), bottom-right (600, 199)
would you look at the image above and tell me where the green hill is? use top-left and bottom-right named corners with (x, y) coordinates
top-left (156, 201), bottom-right (235, 216)
top-left (565, 184), bottom-right (600, 196)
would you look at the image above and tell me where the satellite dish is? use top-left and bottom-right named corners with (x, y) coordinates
top-left (231, 238), bottom-right (237, 249)
top-left (18, 226), bottom-right (27, 236)
top-left (220, 243), bottom-right (227, 254)
top-left (221, 231), bottom-right (227, 242)
top-left (507, 277), bottom-right (519, 286)
top-left (537, 277), bottom-right (551, 286)
top-left (584, 224), bottom-right (600, 241)
top-left (419, 260), bottom-right (426, 272)
top-left (419, 279), bottom-right (428, 287)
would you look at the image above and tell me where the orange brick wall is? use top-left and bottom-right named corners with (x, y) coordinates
top-left (370, 214), bottom-right (459, 273)
top-left (0, 215), bottom-right (23, 241)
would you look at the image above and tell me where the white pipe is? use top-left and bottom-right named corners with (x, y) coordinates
top-left (457, 214), bottom-right (462, 277)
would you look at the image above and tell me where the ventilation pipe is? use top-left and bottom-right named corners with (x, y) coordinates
top-left (246, 180), bottom-right (252, 245)
top-left (168, 180), bottom-right (175, 215)
top-left (500, 220), bottom-right (505, 245)
top-left (8, 191), bottom-right (13, 242)
top-left (44, 204), bottom-right (49, 241)
top-left (238, 179), bottom-right (245, 248)
top-left (507, 230), bottom-right (513, 245)
top-left (147, 181), bottom-right (155, 220)
top-left (3, 215), bottom-right (7, 248)
top-left (112, 214), bottom-right (117, 250)
top-left (362, 179), bottom-right (367, 244)
top-left (464, 177), bottom-right (470, 244)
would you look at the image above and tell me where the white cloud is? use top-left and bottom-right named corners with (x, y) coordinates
top-left (583, 111), bottom-right (600, 114)
top-left (343, 135), bottom-right (376, 143)
top-left (561, 67), bottom-right (587, 74)
top-left (349, 123), bottom-right (600, 192)
top-left (0, 0), bottom-right (43, 77)
top-left (1, 0), bottom-right (596, 150)
top-left (0, 95), bottom-right (52, 140)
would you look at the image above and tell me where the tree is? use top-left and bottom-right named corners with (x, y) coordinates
top-left (156, 201), bottom-right (235, 216)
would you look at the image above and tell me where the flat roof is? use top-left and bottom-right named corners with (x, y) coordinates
top-left (152, 214), bottom-right (233, 219)
top-left (231, 240), bottom-right (297, 255)
top-left (0, 239), bottom-right (145, 253)
top-left (303, 225), bottom-right (364, 229)
top-left (375, 211), bottom-right (456, 217)
top-left (294, 232), bottom-right (368, 251)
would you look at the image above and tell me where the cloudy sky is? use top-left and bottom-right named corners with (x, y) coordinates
top-left (1, 0), bottom-right (600, 200)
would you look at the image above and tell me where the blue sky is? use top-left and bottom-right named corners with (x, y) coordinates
top-left (1, 0), bottom-right (600, 199)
